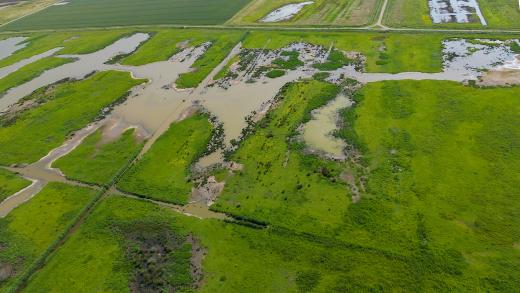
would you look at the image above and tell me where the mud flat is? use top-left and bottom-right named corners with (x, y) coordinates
top-left (0, 33), bottom-right (149, 111)
top-left (300, 93), bottom-right (352, 159)
top-left (260, 1), bottom-right (314, 22)
top-left (0, 37), bottom-right (26, 61)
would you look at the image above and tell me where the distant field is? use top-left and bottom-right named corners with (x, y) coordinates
top-left (1, 0), bottom-right (252, 30)
top-left (0, 0), bottom-right (57, 25)
top-left (228, 0), bottom-right (381, 26)
top-left (384, 0), bottom-right (520, 29)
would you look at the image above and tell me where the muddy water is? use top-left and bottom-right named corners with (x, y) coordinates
top-left (0, 33), bottom-right (149, 111)
top-left (0, 177), bottom-right (44, 218)
top-left (0, 36), bottom-right (26, 61)
top-left (301, 94), bottom-right (352, 159)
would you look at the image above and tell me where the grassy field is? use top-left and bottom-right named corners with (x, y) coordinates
top-left (175, 31), bottom-right (244, 88)
top-left (19, 195), bottom-right (425, 292)
top-left (0, 71), bottom-right (145, 166)
top-left (53, 128), bottom-right (144, 186)
top-left (2, 0), bottom-right (252, 31)
top-left (0, 56), bottom-right (73, 94)
top-left (384, 0), bottom-right (520, 29)
top-left (118, 114), bottom-right (213, 204)
top-left (0, 0), bottom-right (57, 25)
top-left (0, 168), bottom-right (30, 202)
top-left (212, 80), bottom-right (350, 236)
top-left (0, 30), bottom-right (133, 68)
top-left (0, 182), bottom-right (97, 292)
top-left (228, 0), bottom-right (381, 26)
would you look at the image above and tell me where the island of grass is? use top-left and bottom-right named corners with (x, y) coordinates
top-left (0, 71), bottom-right (145, 165)
top-left (0, 169), bottom-right (31, 203)
top-left (53, 128), bottom-right (144, 187)
top-left (117, 113), bottom-right (213, 204)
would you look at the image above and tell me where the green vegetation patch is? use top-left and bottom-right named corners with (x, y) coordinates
top-left (23, 196), bottom-right (196, 292)
top-left (175, 31), bottom-right (244, 89)
top-left (118, 114), bottom-right (213, 204)
top-left (266, 69), bottom-right (285, 78)
top-left (0, 71), bottom-right (145, 165)
top-left (0, 56), bottom-right (73, 95)
top-left (0, 182), bottom-right (97, 292)
top-left (272, 50), bottom-right (303, 70)
top-left (0, 169), bottom-right (31, 203)
top-left (243, 31), bottom-right (445, 73)
top-left (2, 0), bottom-right (253, 30)
top-left (313, 49), bottom-right (352, 71)
top-left (213, 80), bottom-right (350, 235)
top-left (53, 128), bottom-right (144, 186)
top-left (345, 80), bottom-right (520, 290)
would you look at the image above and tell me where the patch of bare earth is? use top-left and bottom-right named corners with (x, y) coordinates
top-left (478, 70), bottom-right (520, 86)
top-left (187, 234), bottom-right (206, 288)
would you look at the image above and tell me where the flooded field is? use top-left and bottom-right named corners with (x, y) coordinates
top-left (1, 33), bottom-right (520, 216)
top-left (260, 1), bottom-right (314, 22)
top-left (428, 0), bottom-right (487, 25)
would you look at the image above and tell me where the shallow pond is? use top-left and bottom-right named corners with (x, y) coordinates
top-left (0, 36), bottom-right (26, 61)
top-left (260, 1), bottom-right (314, 22)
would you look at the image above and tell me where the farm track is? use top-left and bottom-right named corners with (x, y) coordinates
top-left (1, 22), bottom-right (520, 35)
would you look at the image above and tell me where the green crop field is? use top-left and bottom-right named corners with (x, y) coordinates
top-left (1, 0), bottom-right (253, 31)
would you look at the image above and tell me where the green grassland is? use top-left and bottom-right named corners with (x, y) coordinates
top-left (53, 128), bottom-right (144, 186)
top-left (175, 31), bottom-right (244, 88)
top-left (0, 56), bottom-right (73, 95)
top-left (0, 71), bottom-right (145, 166)
top-left (228, 0), bottom-right (381, 26)
top-left (212, 80), bottom-right (350, 236)
top-left (0, 30), bottom-right (134, 68)
top-left (243, 31), bottom-right (445, 73)
top-left (2, 0), bottom-right (252, 31)
top-left (0, 182), bottom-right (97, 292)
top-left (118, 114), bottom-right (213, 204)
top-left (0, 169), bottom-right (31, 203)
top-left (384, 0), bottom-right (520, 29)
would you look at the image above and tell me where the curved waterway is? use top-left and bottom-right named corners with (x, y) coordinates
top-left (0, 33), bottom-right (150, 111)
top-left (0, 37), bottom-right (26, 61)
top-left (0, 47), bottom-right (63, 79)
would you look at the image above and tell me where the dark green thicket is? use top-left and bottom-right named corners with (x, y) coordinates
top-left (112, 219), bottom-right (193, 292)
